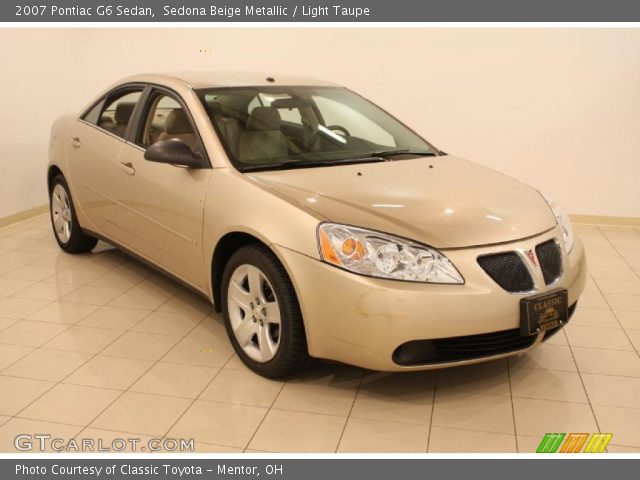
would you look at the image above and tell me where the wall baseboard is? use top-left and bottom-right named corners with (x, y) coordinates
top-left (570, 214), bottom-right (640, 227)
top-left (0, 205), bottom-right (49, 228)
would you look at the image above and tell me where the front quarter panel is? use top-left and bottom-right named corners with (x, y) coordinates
top-left (203, 168), bottom-right (325, 294)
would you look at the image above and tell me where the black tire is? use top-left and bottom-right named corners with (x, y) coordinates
top-left (221, 244), bottom-right (311, 378)
top-left (49, 174), bottom-right (98, 253)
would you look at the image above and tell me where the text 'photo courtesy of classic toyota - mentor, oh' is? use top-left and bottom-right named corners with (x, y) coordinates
top-left (47, 72), bottom-right (586, 378)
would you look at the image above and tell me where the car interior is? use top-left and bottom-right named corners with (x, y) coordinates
top-left (202, 90), bottom-right (384, 166)
top-left (139, 94), bottom-right (198, 151)
top-left (97, 91), bottom-right (141, 137)
top-left (95, 91), bottom-right (199, 153)
top-left (206, 96), bottom-right (309, 164)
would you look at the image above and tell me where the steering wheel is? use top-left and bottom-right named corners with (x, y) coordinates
top-left (305, 124), bottom-right (352, 147)
top-left (326, 125), bottom-right (351, 138)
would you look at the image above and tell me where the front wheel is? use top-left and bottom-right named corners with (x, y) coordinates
top-left (49, 175), bottom-right (97, 253)
top-left (221, 244), bottom-right (310, 378)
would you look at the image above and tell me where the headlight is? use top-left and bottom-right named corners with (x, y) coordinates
top-left (317, 223), bottom-right (464, 284)
top-left (544, 197), bottom-right (575, 253)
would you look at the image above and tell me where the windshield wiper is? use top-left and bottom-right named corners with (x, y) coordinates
top-left (363, 149), bottom-right (438, 159)
top-left (240, 157), bottom-right (386, 172)
top-left (240, 150), bottom-right (438, 172)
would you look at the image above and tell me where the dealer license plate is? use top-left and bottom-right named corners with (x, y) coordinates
top-left (520, 289), bottom-right (568, 336)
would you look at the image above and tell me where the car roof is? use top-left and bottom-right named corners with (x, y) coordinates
top-left (117, 71), bottom-right (340, 90)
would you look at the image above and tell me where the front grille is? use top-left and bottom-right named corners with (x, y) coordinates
top-left (536, 240), bottom-right (563, 285)
top-left (478, 253), bottom-right (534, 293)
top-left (393, 329), bottom-right (537, 366)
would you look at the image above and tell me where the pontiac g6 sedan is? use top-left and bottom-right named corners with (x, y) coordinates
top-left (48, 73), bottom-right (586, 378)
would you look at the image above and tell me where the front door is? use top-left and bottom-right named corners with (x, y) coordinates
top-left (108, 90), bottom-right (212, 290)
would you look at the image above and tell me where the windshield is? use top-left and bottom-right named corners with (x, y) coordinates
top-left (196, 86), bottom-right (439, 171)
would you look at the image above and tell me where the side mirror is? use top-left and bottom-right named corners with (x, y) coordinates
top-left (144, 139), bottom-right (203, 168)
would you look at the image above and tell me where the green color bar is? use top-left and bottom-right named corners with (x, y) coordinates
top-left (536, 433), bottom-right (566, 453)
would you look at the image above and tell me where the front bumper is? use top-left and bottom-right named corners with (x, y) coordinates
top-left (275, 226), bottom-right (587, 371)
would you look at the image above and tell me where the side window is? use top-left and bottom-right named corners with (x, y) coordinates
top-left (138, 93), bottom-right (198, 151)
top-left (247, 96), bottom-right (262, 115)
top-left (277, 107), bottom-right (302, 125)
top-left (97, 90), bottom-right (143, 139)
top-left (257, 93), bottom-right (302, 125)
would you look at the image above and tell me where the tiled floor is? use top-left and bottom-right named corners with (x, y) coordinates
top-left (1, 216), bottom-right (640, 453)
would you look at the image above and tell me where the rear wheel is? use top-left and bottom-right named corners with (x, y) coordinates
top-left (221, 244), bottom-right (310, 378)
top-left (49, 175), bottom-right (97, 253)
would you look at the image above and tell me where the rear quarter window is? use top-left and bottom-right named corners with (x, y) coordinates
top-left (82, 99), bottom-right (105, 125)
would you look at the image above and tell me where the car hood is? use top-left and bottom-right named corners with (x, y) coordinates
top-left (249, 156), bottom-right (556, 249)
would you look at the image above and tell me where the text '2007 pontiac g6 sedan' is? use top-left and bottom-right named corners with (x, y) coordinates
top-left (48, 72), bottom-right (586, 378)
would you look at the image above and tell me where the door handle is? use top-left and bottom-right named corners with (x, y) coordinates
top-left (119, 161), bottom-right (136, 176)
top-left (70, 137), bottom-right (81, 149)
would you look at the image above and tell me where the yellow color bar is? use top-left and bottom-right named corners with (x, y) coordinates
top-left (584, 433), bottom-right (613, 453)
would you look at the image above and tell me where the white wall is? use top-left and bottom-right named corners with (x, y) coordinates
top-left (0, 30), bottom-right (77, 218)
top-left (1, 28), bottom-right (639, 218)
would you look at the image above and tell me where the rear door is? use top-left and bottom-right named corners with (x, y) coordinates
top-left (66, 86), bottom-right (145, 235)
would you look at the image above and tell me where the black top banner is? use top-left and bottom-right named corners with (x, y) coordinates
top-left (4, 0), bottom-right (640, 22)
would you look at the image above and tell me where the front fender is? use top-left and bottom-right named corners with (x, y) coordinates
top-left (203, 168), bottom-right (324, 299)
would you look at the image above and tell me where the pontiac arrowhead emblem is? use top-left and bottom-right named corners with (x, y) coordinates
top-left (525, 249), bottom-right (537, 266)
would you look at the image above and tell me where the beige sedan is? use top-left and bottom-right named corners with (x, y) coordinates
top-left (48, 72), bottom-right (586, 377)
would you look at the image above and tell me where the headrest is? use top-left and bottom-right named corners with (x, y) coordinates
top-left (247, 107), bottom-right (281, 131)
top-left (206, 100), bottom-right (242, 120)
top-left (114, 102), bottom-right (136, 124)
top-left (165, 109), bottom-right (193, 135)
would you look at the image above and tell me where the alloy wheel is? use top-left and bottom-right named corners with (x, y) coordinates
top-left (227, 264), bottom-right (282, 363)
top-left (51, 183), bottom-right (72, 244)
